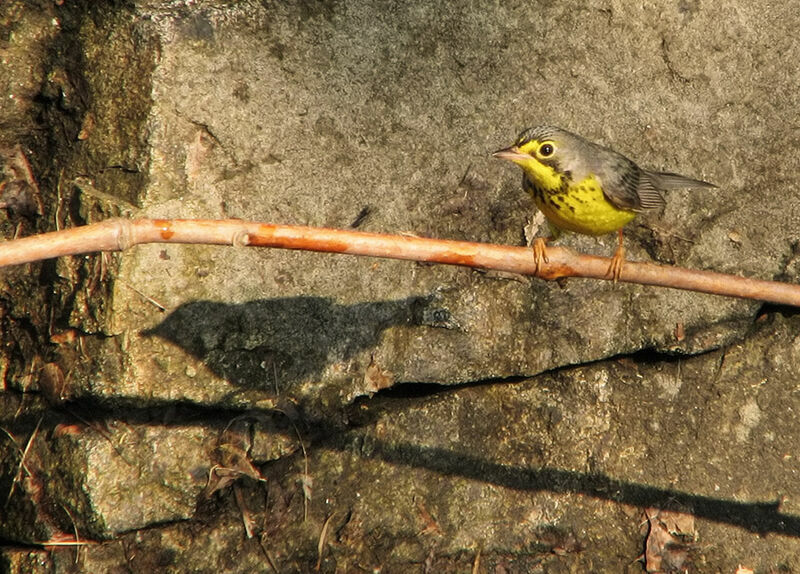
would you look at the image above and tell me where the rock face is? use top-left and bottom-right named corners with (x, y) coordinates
top-left (1, 1), bottom-right (799, 572)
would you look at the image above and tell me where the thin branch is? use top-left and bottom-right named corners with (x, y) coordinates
top-left (6, 417), bottom-right (42, 504)
top-left (0, 218), bottom-right (797, 306)
top-left (315, 512), bottom-right (336, 571)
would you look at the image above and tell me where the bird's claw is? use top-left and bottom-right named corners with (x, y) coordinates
top-left (532, 237), bottom-right (549, 275)
top-left (607, 244), bottom-right (625, 283)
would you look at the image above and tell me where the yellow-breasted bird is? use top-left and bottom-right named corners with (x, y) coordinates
top-left (493, 126), bottom-right (715, 280)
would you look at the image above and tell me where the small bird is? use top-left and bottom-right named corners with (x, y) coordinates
top-left (493, 126), bottom-right (715, 280)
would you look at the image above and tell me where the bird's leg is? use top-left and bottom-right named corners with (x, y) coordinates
top-left (529, 223), bottom-right (561, 276)
top-left (531, 237), bottom-right (551, 275)
top-left (607, 228), bottom-right (625, 282)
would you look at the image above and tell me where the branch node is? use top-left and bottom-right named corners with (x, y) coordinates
top-left (231, 229), bottom-right (250, 247)
top-left (113, 218), bottom-right (135, 252)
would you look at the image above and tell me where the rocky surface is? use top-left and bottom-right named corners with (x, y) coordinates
top-left (1, 0), bottom-right (799, 572)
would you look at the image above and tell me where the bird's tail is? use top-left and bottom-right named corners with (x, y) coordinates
top-left (645, 170), bottom-right (717, 190)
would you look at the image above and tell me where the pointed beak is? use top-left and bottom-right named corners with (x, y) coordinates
top-left (492, 145), bottom-right (529, 163)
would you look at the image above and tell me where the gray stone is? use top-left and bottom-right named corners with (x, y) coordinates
top-left (1, 0), bottom-right (799, 570)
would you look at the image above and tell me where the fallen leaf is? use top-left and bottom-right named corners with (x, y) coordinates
top-left (364, 355), bottom-right (394, 394)
top-left (644, 507), bottom-right (696, 573)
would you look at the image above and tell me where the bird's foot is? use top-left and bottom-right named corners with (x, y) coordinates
top-left (532, 237), bottom-right (550, 275)
top-left (607, 231), bottom-right (626, 283)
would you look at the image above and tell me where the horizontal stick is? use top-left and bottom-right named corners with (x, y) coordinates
top-left (0, 218), bottom-right (797, 306)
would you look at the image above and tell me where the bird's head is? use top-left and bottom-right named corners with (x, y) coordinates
top-left (493, 126), bottom-right (572, 192)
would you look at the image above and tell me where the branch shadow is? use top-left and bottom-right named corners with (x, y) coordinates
top-left (326, 431), bottom-right (798, 537)
top-left (135, 295), bottom-right (800, 538)
top-left (3, 395), bottom-right (798, 539)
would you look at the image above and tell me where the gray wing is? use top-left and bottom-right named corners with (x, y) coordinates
top-left (594, 154), bottom-right (666, 212)
top-left (563, 133), bottom-right (714, 212)
top-left (599, 163), bottom-right (715, 212)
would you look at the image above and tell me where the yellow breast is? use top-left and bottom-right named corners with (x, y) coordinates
top-left (527, 175), bottom-right (636, 236)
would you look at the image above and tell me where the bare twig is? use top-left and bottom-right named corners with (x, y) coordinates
top-left (34, 538), bottom-right (97, 546)
top-left (234, 483), bottom-right (257, 538)
top-left (0, 218), bottom-right (797, 306)
top-left (315, 512), bottom-right (336, 571)
top-left (6, 417), bottom-right (42, 504)
top-left (472, 543), bottom-right (482, 574)
top-left (0, 426), bottom-right (27, 503)
top-left (60, 503), bottom-right (82, 564)
top-left (275, 408), bottom-right (311, 522)
top-left (118, 280), bottom-right (167, 311)
top-left (258, 534), bottom-right (281, 573)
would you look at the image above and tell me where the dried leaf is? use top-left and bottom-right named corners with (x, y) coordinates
top-left (234, 483), bottom-right (257, 538)
top-left (39, 362), bottom-right (68, 405)
top-left (364, 355), bottom-right (394, 394)
top-left (674, 322), bottom-right (685, 342)
top-left (0, 145), bottom-right (43, 217)
top-left (416, 500), bottom-right (443, 536)
top-left (299, 473), bottom-right (313, 502)
top-left (660, 509), bottom-right (695, 539)
top-left (204, 417), bottom-right (267, 498)
top-left (644, 507), bottom-right (696, 573)
top-left (203, 465), bottom-right (239, 497)
top-left (77, 113), bottom-right (95, 140)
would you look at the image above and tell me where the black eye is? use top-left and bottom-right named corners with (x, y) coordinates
top-left (539, 143), bottom-right (554, 157)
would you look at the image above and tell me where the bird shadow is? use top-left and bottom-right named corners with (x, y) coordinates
top-left (142, 294), bottom-right (446, 394)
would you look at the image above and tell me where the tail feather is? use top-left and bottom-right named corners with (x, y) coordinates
top-left (645, 170), bottom-right (717, 190)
